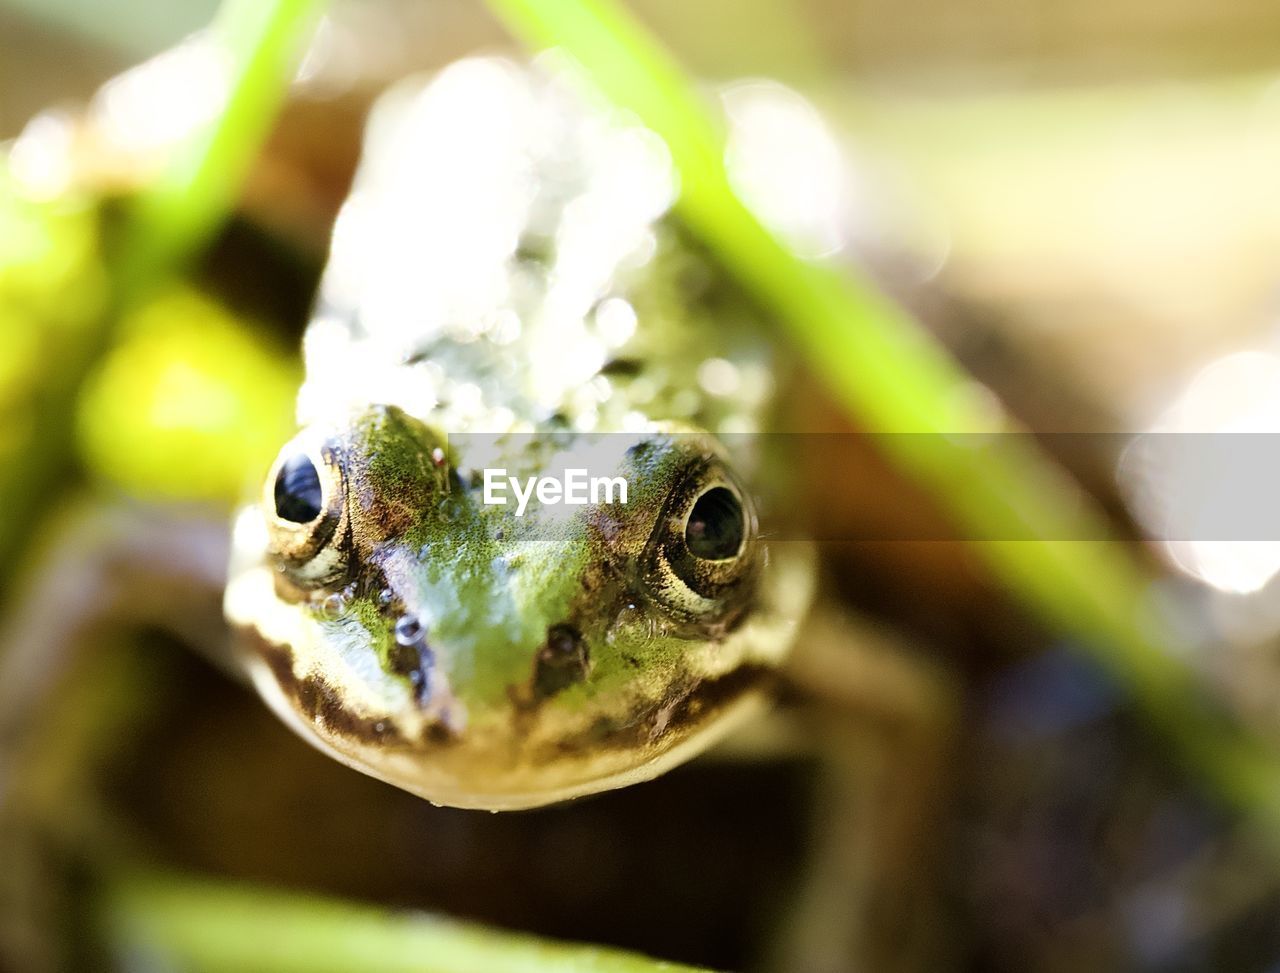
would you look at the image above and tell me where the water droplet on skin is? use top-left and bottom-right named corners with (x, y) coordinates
top-left (606, 601), bottom-right (644, 645)
top-left (377, 587), bottom-right (394, 606)
top-left (319, 593), bottom-right (346, 619)
top-left (395, 614), bottom-right (424, 645)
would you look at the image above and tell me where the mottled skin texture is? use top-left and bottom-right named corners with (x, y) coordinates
top-left (224, 57), bottom-right (816, 809)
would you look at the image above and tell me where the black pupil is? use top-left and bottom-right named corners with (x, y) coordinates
top-left (274, 454), bottom-right (323, 523)
top-left (685, 487), bottom-right (744, 560)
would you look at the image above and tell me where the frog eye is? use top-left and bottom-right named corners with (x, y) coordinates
top-left (274, 453), bottom-right (323, 524)
top-left (263, 436), bottom-right (349, 587)
top-left (643, 465), bottom-right (758, 622)
top-left (684, 487), bottom-right (745, 560)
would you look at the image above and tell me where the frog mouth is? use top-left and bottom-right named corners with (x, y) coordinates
top-left (233, 617), bottom-right (776, 804)
top-left (234, 625), bottom-right (421, 749)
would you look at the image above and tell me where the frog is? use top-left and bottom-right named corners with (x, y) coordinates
top-left (222, 56), bottom-right (824, 811)
top-left (1, 53), bottom-right (957, 973)
top-left (219, 56), bottom-right (959, 970)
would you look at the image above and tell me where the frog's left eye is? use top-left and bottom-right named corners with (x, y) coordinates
top-left (263, 437), bottom-right (349, 587)
top-left (642, 464), bottom-right (759, 623)
top-left (274, 454), bottom-right (323, 524)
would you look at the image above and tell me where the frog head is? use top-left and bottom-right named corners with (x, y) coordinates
top-left (225, 404), bottom-right (812, 808)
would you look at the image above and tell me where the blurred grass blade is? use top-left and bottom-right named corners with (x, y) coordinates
top-left (105, 868), bottom-right (718, 973)
top-left (120, 0), bottom-right (323, 289)
top-left (483, 0), bottom-right (1280, 828)
top-left (0, 0), bottom-right (321, 590)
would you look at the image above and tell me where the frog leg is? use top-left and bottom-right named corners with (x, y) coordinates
top-left (0, 497), bottom-right (233, 804)
top-left (0, 499), bottom-right (230, 973)
top-left (766, 602), bottom-right (962, 973)
top-left (0, 498), bottom-right (232, 736)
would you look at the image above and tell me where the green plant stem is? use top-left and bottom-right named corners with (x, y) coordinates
top-left (0, 0), bottom-right (321, 598)
top-left (482, 0), bottom-right (1280, 828)
top-left (118, 0), bottom-right (323, 293)
top-left (103, 868), bottom-right (716, 973)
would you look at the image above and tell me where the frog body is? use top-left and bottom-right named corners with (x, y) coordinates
top-left (225, 57), bottom-right (818, 809)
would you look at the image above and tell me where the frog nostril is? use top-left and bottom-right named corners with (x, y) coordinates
top-left (274, 454), bottom-right (323, 523)
top-left (533, 623), bottom-right (590, 698)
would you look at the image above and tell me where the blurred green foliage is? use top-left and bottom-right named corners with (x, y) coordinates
top-left (0, 173), bottom-right (102, 317)
top-left (0, 0), bottom-right (320, 580)
top-left (77, 288), bottom-right (298, 504)
top-left (0, 163), bottom-right (107, 568)
top-left (0, 164), bottom-right (295, 514)
top-left (108, 868), bottom-right (718, 973)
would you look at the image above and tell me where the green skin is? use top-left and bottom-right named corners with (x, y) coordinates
top-left (224, 58), bottom-right (816, 810)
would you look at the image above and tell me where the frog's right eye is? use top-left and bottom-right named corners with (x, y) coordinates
top-left (641, 461), bottom-right (760, 626)
top-left (263, 438), bottom-right (349, 587)
top-left (684, 487), bottom-right (746, 560)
